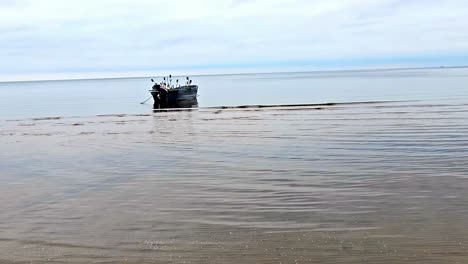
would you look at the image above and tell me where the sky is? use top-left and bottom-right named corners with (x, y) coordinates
top-left (1, 0), bottom-right (468, 81)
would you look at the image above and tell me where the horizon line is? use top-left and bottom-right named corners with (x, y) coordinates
top-left (1, 65), bottom-right (467, 84)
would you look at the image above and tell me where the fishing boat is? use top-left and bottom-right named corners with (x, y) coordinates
top-left (149, 78), bottom-right (198, 108)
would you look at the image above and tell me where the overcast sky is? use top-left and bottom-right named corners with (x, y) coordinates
top-left (1, 0), bottom-right (468, 81)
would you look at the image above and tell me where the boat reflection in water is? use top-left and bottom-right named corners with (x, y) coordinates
top-left (149, 77), bottom-right (198, 110)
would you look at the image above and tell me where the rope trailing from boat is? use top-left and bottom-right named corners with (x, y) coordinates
top-left (140, 96), bottom-right (152, 104)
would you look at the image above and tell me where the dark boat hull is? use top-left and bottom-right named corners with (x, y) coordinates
top-left (151, 85), bottom-right (198, 109)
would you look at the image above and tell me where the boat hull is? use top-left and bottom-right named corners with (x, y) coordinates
top-left (151, 85), bottom-right (198, 109)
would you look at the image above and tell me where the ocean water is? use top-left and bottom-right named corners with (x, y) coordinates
top-left (1, 68), bottom-right (468, 119)
top-left (1, 68), bottom-right (468, 263)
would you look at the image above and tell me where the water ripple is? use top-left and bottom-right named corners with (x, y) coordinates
top-left (1, 101), bottom-right (468, 263)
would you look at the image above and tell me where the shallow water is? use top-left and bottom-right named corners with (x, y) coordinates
top-left (1, 69), bottom-right (468, 263)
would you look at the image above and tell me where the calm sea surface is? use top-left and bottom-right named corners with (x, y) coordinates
top-left (1, 68), bottom-right (468, 263)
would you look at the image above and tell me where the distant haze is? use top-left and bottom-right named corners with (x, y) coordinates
top-left (1, 0), bottom-right (468, 81)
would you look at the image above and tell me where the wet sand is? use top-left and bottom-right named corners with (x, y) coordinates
top-left (1, 101), bottom-right (468, 263)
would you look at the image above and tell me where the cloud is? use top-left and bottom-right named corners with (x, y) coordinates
top-left (1, 0), bottom-right (468, 80)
